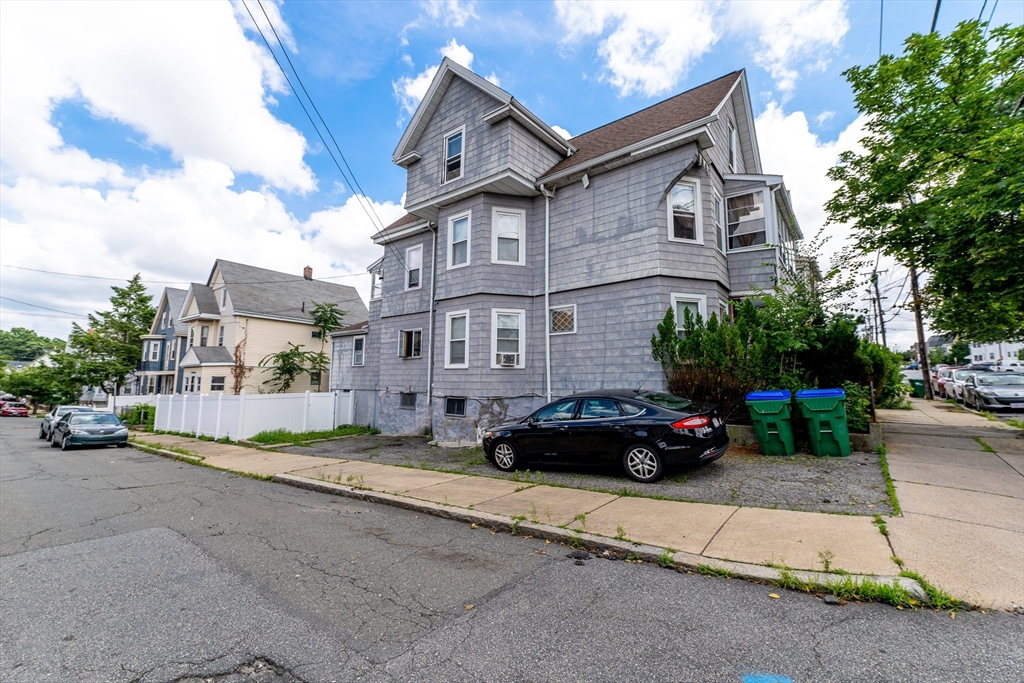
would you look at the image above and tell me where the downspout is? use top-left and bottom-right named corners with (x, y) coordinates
top-left (426, 224), bottom-right (438, 412)
top-left (540, 183), bottom-right (555, 403)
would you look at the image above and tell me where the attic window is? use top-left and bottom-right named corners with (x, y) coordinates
top-left (444, 129), bottom-right (463, 183)
top-left (220, 288), bottom-right (227, 308)
top-left (728, 122), bottom-right (737, 171)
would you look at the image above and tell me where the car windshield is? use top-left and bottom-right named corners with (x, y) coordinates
top-left (978, 375), bottom-right (1024, 386)
top-left (636, 392), bottom-right (692, 411)
top-left (58, 407), bottom-right (92, 416)
top-left (954, 370), bottom-right (978, 380)
top-left (69, 414), bottom-right (121, 425)
top-left (6, 403), bottom-right (26, 408)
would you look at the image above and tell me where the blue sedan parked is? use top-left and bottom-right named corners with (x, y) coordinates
top-left (50, 412), bottom-right (129, 450)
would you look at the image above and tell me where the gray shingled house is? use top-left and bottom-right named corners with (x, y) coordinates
top-left (330, 60), bottom-right (802, 442)
top-left (135, 287), bottom-right (188, 395)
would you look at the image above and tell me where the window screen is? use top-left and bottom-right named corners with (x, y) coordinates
top-left (400, 392), bottom-right (417, 409)
top-left (445, 397), bottom-right (466, 417)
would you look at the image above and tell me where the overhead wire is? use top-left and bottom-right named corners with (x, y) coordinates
top-left (240, 0), bottom-right (407, 275)
top-left (0, 296), bottom-right (89, 318)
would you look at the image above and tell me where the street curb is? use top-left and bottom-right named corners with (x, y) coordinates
top-left (129, 442), bottom-right (204, 464)
top-left (273, 472), bottom-right (926, 602)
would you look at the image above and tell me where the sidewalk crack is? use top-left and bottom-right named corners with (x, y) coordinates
top-left (699, 506), bottom-right (740, 556)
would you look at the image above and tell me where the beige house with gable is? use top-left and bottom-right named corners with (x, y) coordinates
top-left (172, 260), bottom-right (367, 395)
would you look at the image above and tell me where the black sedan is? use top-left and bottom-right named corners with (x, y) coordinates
top-left (481, 390), bottom-right (729, 483)
top-left (39, 405), bottom-right (94, 441)
top-left (49, 412), bottom-right (129, 450)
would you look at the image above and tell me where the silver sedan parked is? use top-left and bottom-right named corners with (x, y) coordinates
top-left (962, 373), bottom-right (1024, 412)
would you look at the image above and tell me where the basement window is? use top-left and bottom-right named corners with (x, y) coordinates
top-left (400, 392), bottom-right (417, 409)
top-left (445, 397), bottom-right (467, 417)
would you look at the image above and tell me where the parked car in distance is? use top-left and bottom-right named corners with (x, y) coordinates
top-left (962, 373), bottom-right (1024, 412)
top-left (481, 389), bottom-right (729, 483)
top-left (39, 405), bottom-right (94, 441)
top-left (997, 360), bottom-right (1024, 374)
top-left (1, 402), bottom-right (29, 417)
top-left (948, 367), bottom-right (995, 403)
top-left (932, 366), bottom-right (959, 399)
top-left (906, 362), bottom-right (920, 370)
top-left (49, 412), bottom-right (128, 450)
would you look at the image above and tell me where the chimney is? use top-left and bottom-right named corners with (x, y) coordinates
top-left (303, 266), bottom-right (313, 280)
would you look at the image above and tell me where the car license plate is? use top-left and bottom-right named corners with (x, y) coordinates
top-left (1011, 403), bottom-right (1024, 409)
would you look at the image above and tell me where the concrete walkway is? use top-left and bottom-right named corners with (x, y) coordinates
top-left (132, 406), bottom-right (1024, 609)
top-left (881, 399), bottom-right (1023, 609)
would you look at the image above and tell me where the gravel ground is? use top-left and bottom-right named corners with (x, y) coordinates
top-left (280, 436), bottom-right (893, 515)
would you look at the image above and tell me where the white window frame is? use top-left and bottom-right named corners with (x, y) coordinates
top-left (370, 271), bottom-right (383, 300)
top-left (398, 328), bottom-right (423, 359)
top-left (218, 325), bottom-right (225, 347)
top-left (444, 397), bottom-right (467, 417)
top-left (188, 328), bottom-right (195, 348)
top-left (405, 244), bottom-right (423, 290)
top-left (490, 308), bottom-right (525, 369)
top-left (150, 342), bottom-right (159, 361)
top-left (728, 123), bottom-right (737, 171)
top-left (441, 125), bottom-right (466, 186)
top-left (447, 211), bottom-right (471, 270)
top-left (491, 207), bottom-right (526, 266)
top-left (726, 189), bottom-right (768, 253)
top-left (220, 288), bottom-right (228, 309)
top-left (169, 341), bottom-right (176, 362)
top-left (671, 293), bottom-right (708, 334)
top-left (445, 310), bottom-right (470, 369)
top-left (352, 336), bottom-right (365, 367)
top-left (666, 177), bottom-right (703, 245)
top-left (549, 304), bottom-right (577, 335)
top-left (712, 189), bottom-right (726, 254)
top-left (210, 376), bottom-right (225, 392)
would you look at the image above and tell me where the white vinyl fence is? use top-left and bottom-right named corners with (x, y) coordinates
top-left (153, 390), bottom-right (353, 441)
top-left (106, 395), bottom-right (159, 413)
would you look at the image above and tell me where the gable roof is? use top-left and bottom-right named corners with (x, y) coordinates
top-left (392, 57), bottom-right (574, 164)
top-left (541, 71), bottom-right (742, 179)
top-left (371, 213), bottom-right (430, 243)
top-left (211, 259), bottom-right (368, 326)
top-left (150, 287), bottom-right (188, 335)
top-left (180, 345), bottom-right (233, 367)
top-left (180, 283), bottom-right (220, 320)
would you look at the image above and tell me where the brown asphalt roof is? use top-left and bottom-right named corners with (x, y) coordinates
top-left (542, 71), bottom-right (741, 178)
top-left (378, 212), bottom-right (426, 236)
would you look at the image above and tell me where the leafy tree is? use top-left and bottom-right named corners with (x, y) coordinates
top-left (0, 327), bottom-right (65, 361)
top-left (259, 342), bottom-right (309, 393)
top-left (947, 339), bottom-right (972, 365)
top-left (826, 21), bottom-right (1024, 342)
top-left (307, 301), bottom-right (347, 382)
top-left (67, 275), bottom-right (155, 398)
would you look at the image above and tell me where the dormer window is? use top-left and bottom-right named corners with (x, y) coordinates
top-left (728, 123), bottom-right (737, 171)
top-left (220, 288), bottom-right (227, 308)
top-left (443, 128), bottom-right (463, 183)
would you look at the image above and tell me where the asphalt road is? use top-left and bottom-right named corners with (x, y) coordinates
top-left (2, 416), bottom-right (1022, 682)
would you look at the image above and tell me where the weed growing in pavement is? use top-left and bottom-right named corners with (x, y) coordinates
top-left (510, 515), bottom-right (526, 535)
top-left (1005, 419), bottom-right (1024, 429)
top-left (614, 525), bottom-right (628, 542)
top-left (567, 532), bottom-right (583, 549)
top-left (978, 411), bottom-right (998, 422)
top-left (974, 437), bottom-right (997, 453)
top-left (875, 443), bottom-right (901, 515)
top-left (898, 570), bottom-right (965, 610)
top-left (657, 550), bottom-right (675, 569)
top-left (696, 564), bottom-right (740, 579)
top-left (774, 570), bottom-right (914, 607)
top-left (625, 553), bottom-right (642, 563)
top-left (818, 549), bottom-right (835, 573)
top-left (872, 514), bottom-right (890, 536)
top-left (249, 425), bottom-right (375, 445)
top-left (528, 503), bottom-right (540, 524)
top-left (890, 556), bottom-right (905, 568)
top-left (572, 511), bottom-right (588, 531)
top-left (346, 474), bottom-right (365, 489)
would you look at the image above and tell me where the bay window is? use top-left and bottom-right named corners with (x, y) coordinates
top-left (727, 190), bottom-right (766, 249)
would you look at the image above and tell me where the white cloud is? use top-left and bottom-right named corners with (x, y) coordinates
top-left (816, 110), bottom-right (836, 126)
top-left (555, 0), bottom-right (849, 99)
top-left (0, 1), bottom-right (314, 192)
top-left (423, 0), bottom-right (478, 27)
top-left (232, 0), bottom-right (297, 53)
top-left (551, 125), bottom-right (573, 140)
top-left (732, 0), bottom-right (849, 99)
top-left (0, 161), bottom-right (405, 338)
top-left (485, 72), bottom-right (501, 87)
top-left (555, 0), bottom-right (719, 97)
top-left (393, 39), bottom-right (475, 116)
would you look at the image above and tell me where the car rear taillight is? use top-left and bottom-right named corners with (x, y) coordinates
top-left (671, 415), bottom-right (710, 429)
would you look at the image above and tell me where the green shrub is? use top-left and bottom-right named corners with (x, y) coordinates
top-left (121, 404), bottom-right (155, 430)
top-left (842, 381), bottom-right (871, 434)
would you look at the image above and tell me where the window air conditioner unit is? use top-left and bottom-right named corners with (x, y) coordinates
top-left (497, 353), bottom-right (519, 367)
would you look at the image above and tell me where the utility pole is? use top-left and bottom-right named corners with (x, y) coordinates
top-left (872, 271), bottom-right (888, 348)
top-left (910, 264), bottom-right (934, 400)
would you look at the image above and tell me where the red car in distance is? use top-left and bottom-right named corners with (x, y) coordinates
top-left (1, 402), bottom-right (30, 417)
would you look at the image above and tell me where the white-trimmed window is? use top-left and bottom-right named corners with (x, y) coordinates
top-left (712, 190), bottom-right (725, 253)
top-left (188, 328), bottom-right (195, 348)
top-left (448, 212), bottom-right (470, 269)
top-left (728, 123), bottom-right (737, 171)
top-left (491, 309), bottom-right (524, 369)
top-left (405, 245), bottom-right (422, 290)
top-left (443, 127), bottom-right (464, 183)
top-left (200, 325), bottom-right (209, 347)
top-left (210, 376), bottom-right (225, 392)
top-left (169, 341), bottom-right (176, 362)
top-left (445, 311), bottom-right (469, 368)
top-left (445, 397), bottom-right (467, 417)
top-left (218, 325), bottom-right (225, 347)
top-left (352, 336), bottom-right (365, 366)
top-left (492, 208), bottom-right (525, 265)
top-left (549, 305), bottom-right (576, 335)
top-left (309, 372), bottom-right (321, 387)
top-left (668, 178), bottom-right (702, 244)
top-left (161, 311), bottom-right (168, 328)
top-left (220, 288), bottom-right (228, 309)
top-left (671, 293), bottom-right (708, 335)
top-left (727, 190), bottom-right (767, 250)
top-left (399, 329), bottom-right (422, 359)
top-left (370, 271), bottom-right (383, 300)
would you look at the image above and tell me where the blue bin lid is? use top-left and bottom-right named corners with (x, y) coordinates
top-left (796, 388), bottom-right (846, 399)
top-left (746, 390), bottom-right (791, 401)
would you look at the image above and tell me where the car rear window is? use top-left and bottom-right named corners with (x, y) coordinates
top-left (578, 399), bottom-right (621, 419)
top-left (70, 414), bottom-right (121, 425)
top-left (636, 392), bottom-right (692, 411)
top-left (978, 375), bottom-right (1024, 386)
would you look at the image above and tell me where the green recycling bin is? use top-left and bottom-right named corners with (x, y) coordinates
top-left (795, 389), bottom-right (852, 458)
top-left (745, 390), bottom-right (796, 456)
top-left (908, 378), bottom-right (927, 398)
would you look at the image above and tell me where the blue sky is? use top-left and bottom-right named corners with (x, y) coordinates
top-left (1, 0), bottom-right (1021, 347)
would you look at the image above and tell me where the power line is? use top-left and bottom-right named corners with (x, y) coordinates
top-left (0, 309), bottom-right (84, 321)
top-left (240, 1), bottom-right (408, 274)
top-left (0, 296), bottom-right (88, 318)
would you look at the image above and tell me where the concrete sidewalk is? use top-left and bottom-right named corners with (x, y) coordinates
top-left (132, 406), bottom-right (1024, 609)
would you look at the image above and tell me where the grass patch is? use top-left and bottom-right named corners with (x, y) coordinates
top-left (696, 564), bottom-right (740, 579)
top-left (776, 569), bottom-right (915, 607)
top-left (1005, 418), bottom-right (1024, 429)
top-left (657, 550), bottom-right (676, 568)
top-left (974, 436), bottom-right (997, 453)
top-left (872, 514), bottom-right (889, 536)
top-left (249, 425), bottom-right (377, 445)
top-left (977, 411), bottom-right (999, 422)
top-left (875, 443), bottom-right (901, 516)
top-left (899, 570), bottom-right (966, 610)
top-left (510, 515), bottom-right (526, 535)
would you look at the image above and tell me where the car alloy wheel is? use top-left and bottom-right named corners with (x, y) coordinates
top-left (623, 444), bottom-right (663, 483)
top-left (61, 434), bottom-right (71, 451)
top-left (50, 432), bottom-right (60, 448)
top-left (492, 441), bottom-right (518, 472)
